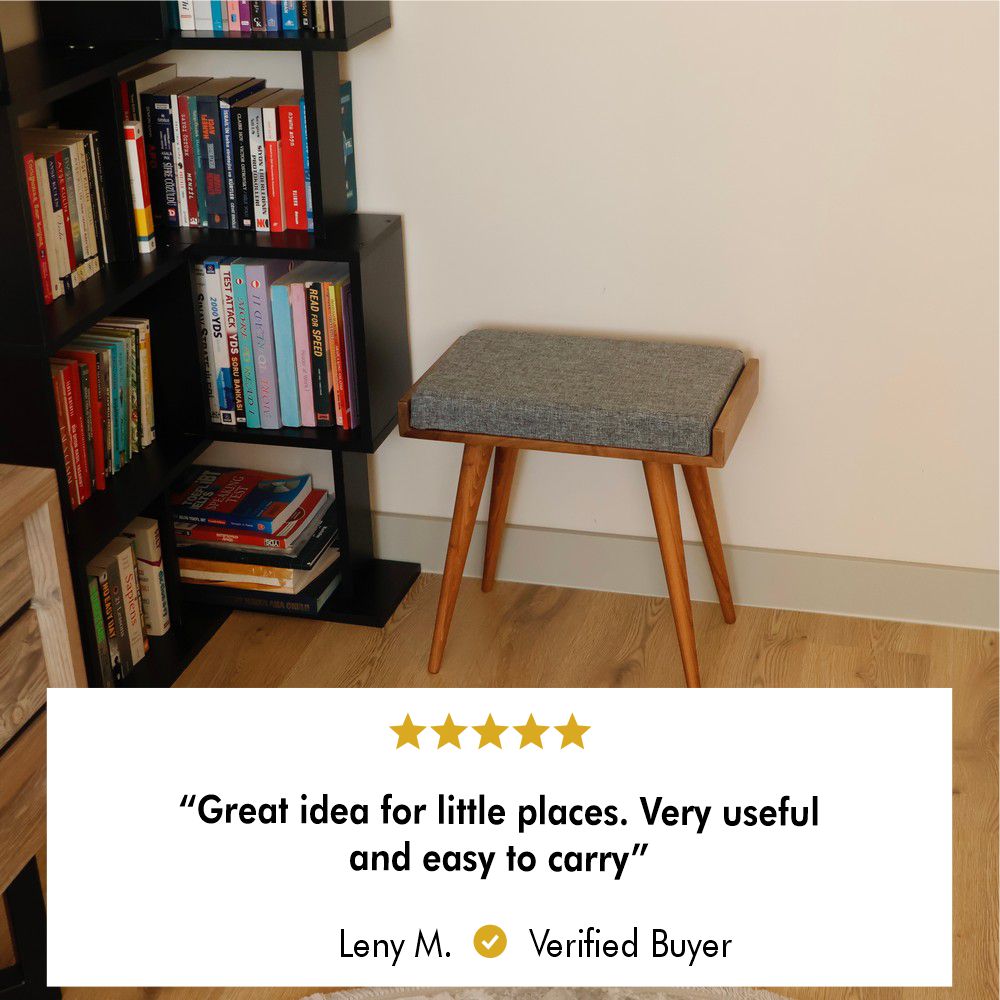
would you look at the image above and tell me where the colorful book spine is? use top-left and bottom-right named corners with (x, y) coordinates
top-left (220, 261), bottom-right (246, 424)
top-left (281, 1), bottom-right (299, 31)
top-left (169, 94), bottom-right (190, 227)
top-left (342, 283), bottom-right (359, 429)
top-left (264, 1), bottom-right (280, 34)
top-left (51, 366), bottom-right (79, 507)
top-left (297, 1), bottom-right (312, 33)
top-left (226, 0), bottom-right (241, 32)
top-left (23, 153), bottom-right (52, 304)
top-left (92, 566), bottom-right (124, 683)
top-left (262, 105), bottom-right (285, 232)
top-left (221, 81), bottom-right (265, 230)
top-left (239, 1), bottom-right (252, 33)
top-left (245, 260), bottom-right (283, 429)
top-left (189, 95), bottom-right (209, 227)
top-left (87, 576), bottom-right (114, 686)
top-left (250, 1), bottom-right (265, 35)
top-left (232, 105), bottom-right (255, 230)
top-left (300, 95), bottom-right (313, 232)
top-left (124, 122), bottom-right (156, 253)
top-left (305, 282), bottom-right (332, 425)
top-left (148, 95), bottom-right (179, 226)
top-left (58, 349), bottom-right (106, 490)
top-left (191, 260), bottom-right (221, 422)
top-left (42, 155), bottom-right (71, 295)
top-left (210, 0), bottom-right (225, 33)
top-left (279, 96), bottom-right (307, 230)
top-left (248, 104), bottom-right (270, 232)
top-left (269, 281), bottom-right (300, 426)
top-left (50, 150), bottom-right (79, 284)
top-left (204, 258), bottom-right (236, 423)
top-left (340, 81), bottom-right (357, 213)
top-left (321, 277), bottom-right (344, 426)
top-left (176, 92), bottom-right (201, 227)
top-left (197, 96), bottom-right (228, 228)
top-left (121, 517), bottom-right (171, 637)
top-left (230, 262), bottom-right (260, 428)
top-left (290, 282), bottom-right (315, 426)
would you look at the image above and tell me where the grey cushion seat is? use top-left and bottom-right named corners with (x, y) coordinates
top-left (409, 330), bottom-right (745, 457)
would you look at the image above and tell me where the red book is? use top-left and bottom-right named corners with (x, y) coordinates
top-left (51, 152), bottom-right (78, 273)
top-left (176, 96), bottom-right (201, 226)
top-left (262, 105), bottom-right (286, 233)
top-left (51, 368), bottom-right (79, 508)
top-left (22, 152), bottom-right (53, 305)
top-left (119, 79), bottom-right (131, 123)
top-left (278, 93), bottom-right (307, 231)
top-left (174, 488), bottom-right (327, 548)
top-left (56, 359), bottom-right (91, 503)
top-left (58, 349), bottom-right (106, 490)
top-left (335, 280), bottom-right (355, 428)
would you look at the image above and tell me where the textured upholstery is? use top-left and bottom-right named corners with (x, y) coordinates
top-left (409, 330), bottom-right (745, 456)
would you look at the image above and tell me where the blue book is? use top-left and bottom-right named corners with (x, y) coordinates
top-left (245, 258), bottom-right (291, 430)
top-left (268, 274), bottom-right (301, 427)
top-left (340, 81), bottom-right (357, 213)
top-left (230, 260), bottom-right (260, 428)
top-left (210, 0), bottom-right (226, 34)
top-left (219, 79), bottom-right (266, 230)
top-left (265, 1), bottom-right (280, 34)
top-left (281, 1), bottom-right (299, 32)
top-left (171, 466), bottom-right (312, 533)
top-left (300, 95), bottom-right (313, 231)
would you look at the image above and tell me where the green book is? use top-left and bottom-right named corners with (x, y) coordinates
top-left (87, 575), bottom-right (113, 687)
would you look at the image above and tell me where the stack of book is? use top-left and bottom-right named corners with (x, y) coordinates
top-left (51, 317), bottom-right (156, 510)
top-left (171, 466), bottom-right (340, 614)
top-left (175, 1), bottom-right (345, 37)
top-left (21, 128), bottom-right (113, 302)
top-left (86, 517), bottom-right (171, 686)
top-left (191, 257), bottom-right (359, 430)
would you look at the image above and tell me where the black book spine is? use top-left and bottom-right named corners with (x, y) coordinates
top-left (305, 282), bottom-right (332, 425)
top-left (90, 133), bottom-right (116, 263)
top-left (298, 1), bottom-right (313, 33)
top-left (250, 1), bottom-right (265, 35)
top-left (233, 106), bottom-right (254, 230)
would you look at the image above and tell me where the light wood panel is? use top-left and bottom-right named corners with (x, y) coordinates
top-left (0, 609), bottom-right (46, 752)
top-left (62, 575), bottom-right (996, 1000)
top-left (0, 524), bottom-right (32, 626)
top-left (0, 713), bottom-right (45, 893)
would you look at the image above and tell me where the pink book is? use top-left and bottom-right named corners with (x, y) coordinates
top-left (227, 1), bottom-right (241, 31)
top-left (290, 282), bottom-right (316, 427)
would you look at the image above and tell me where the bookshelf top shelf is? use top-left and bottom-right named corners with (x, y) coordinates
top-left (165, 20), bottom-right (390, 51)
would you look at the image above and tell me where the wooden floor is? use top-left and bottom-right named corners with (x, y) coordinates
top-left (59, 573), bottom-right (997, 1000)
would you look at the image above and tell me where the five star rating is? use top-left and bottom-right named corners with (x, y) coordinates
top-left (391, 713), bottom-right (589, 749)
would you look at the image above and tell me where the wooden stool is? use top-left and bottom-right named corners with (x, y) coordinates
top-left (398, 330), bottom-right (759, 687)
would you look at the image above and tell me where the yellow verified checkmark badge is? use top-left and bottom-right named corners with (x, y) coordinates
top-left (473, 924), bottom-right (507, 958)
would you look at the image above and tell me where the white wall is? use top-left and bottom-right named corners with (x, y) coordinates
top-left (342, 0), bottom-right (998, 572)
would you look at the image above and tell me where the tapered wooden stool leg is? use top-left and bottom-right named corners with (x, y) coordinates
top-left (643, 460), bottom-right (701, 688)
top-left (482, 447), bottom-right (519, 592)
top-left (428, 443), bottom-right (494, 674)
top-left (682, 465), bottom-right (736, 624)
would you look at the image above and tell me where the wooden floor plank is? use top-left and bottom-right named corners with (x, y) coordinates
top-left (59, 575), bottom-right (995, 1000)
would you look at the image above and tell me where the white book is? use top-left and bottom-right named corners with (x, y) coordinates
top-left (204, 259), bottom-right (236, 425)
top-left (168, 94), bottom-right (189, 227)
top-left (193, 0), bottom-right (214, 31)
top-left (121, 517), bottom-right (171, 637)
top-left (112, 539), bottom-right (146, 665)
top-left (190, 260), bottom-right (222, 423)
top-left (177, 0), bottom-right (196, 31)
top-left (219, 261), bottom-right (243, 423)
top-left (33, 157), bottom-right (62, 301)
top-left (248, 105), bottom-right (269, 232)
top-left (262, 106), bottom-right (285, 231)
top-left (124, 122), bottom-right (156, 254)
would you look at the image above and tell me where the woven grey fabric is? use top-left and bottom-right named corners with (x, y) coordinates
top-left (409, 330), bottom-right (744, 457)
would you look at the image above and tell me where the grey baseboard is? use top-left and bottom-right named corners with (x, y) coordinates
top-left (374, 512), bottom-right (999, 630)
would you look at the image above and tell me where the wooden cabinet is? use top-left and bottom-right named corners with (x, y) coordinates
top-left (0, 464), bottom-right (85, 998)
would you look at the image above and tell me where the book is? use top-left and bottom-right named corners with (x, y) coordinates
top-left (184, 562), bottom-right (341, 614)
top-left (193, 0), bottom-right (214, 32)
top-left (181, 542), bottom-right (339, 593)
top-left (51, 364), bottom-right (79, 507)
top-left (231, 89), bottom-right (279, 230)
top-left (74, 332), bottom-right (127, 470)
top-left (119, 62), bottom-right (177, 125)
top-left (229, 260), bottom-right (259, 427)
top-left (120, 517), bottom-right (171, 636)
top-left (123, 121), bottom-right (156, 253)
top-left (290, 278), bottom-right (315, 426)
top-left (268, 268), bottom-right (301, 425)
top-left (87, 545), bottom-right (134, 678)
top-left (203, 257), bottom-right (236, 424)
top-left (38, 151), bottom-right (71, 295)
top-left (219, 260), bottom-right (246, 423)
top-left (325, 268), bottom-right (352, 427)
top-left (277, 89), bottom-right (307, 230)
top-left (174, 486), bottom-right (330, 550)
top-left (171, 466), bottom-right (312, 533)
top-left (246, 89), bottom-right (279, 232)
top-left (23, 152), bottom-right (52, 304)
top-left (51, 359), bottom-right (91, 505)
top-left (281, 1), bottom-right (299, 32)
top-left (178, 0), bottom-right (196, 31)
top-left (87, 575), bottom-right (114, 686)
top-left (175, 493), bottom-right (335, 560)
top-left (300, 94), bottom-right (313, 231)
top-left (341, 81), bottom-right (357, 212)
top-left (227, 0), bottom-right (242, 33)
top-left (264, 0), bottom-right (280, 35)
top-left (257, 92), bottom-right (286, 232)
top-left (191, 258), bottom-right (221, 422)
top-left (99, 317), bottom-right (155, 447)
top-left (244, 257), bottom-right (292, 429)
top-left (57, 348), bottom-right (107, 490)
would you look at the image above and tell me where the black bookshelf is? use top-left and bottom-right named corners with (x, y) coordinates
top-left (0, 1), bottom-right (419, 689)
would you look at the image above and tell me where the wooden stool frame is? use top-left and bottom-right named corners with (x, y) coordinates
top-left (398, 358), bottom-right (759, 687)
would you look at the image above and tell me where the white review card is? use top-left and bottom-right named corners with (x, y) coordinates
top-left (47, 687), bottom-right (951, 988)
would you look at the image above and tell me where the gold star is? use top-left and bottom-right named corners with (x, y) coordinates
top-left (555, 713), bottom-right (589, 749)
top-left (391, 714), bottom-right (425, 749)
top-left (514, 714), bottom-right (548, 748)
top-left (432, 713), bottom-right (466, 748)
top-left (473, 714), bottom-right (508, 748)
